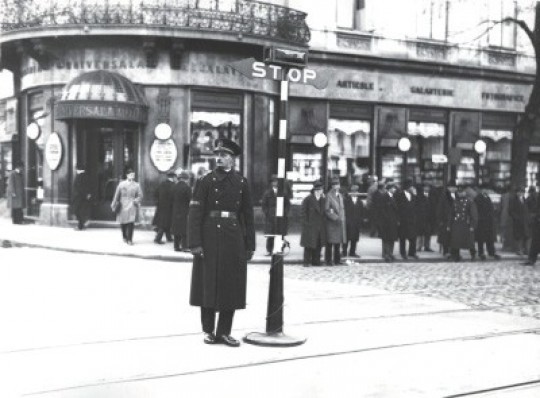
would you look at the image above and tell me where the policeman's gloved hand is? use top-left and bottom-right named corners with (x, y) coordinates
top-left (191, 246), bottom-right (203, 257)
top-left (246, 250), bottom-right (254, 261)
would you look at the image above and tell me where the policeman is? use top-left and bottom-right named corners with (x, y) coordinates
top-left (188, 138), bottom-right (255, 347)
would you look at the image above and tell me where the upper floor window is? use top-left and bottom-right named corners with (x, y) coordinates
top-left (487, 0), bottom-right (518, 49)
top-left (337, 0), bottom-right (366, 31)
top-left (416, 0), bottom-right (448, 41)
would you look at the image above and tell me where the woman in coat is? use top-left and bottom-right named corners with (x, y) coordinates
top-left (171, 171), bottom-right (192, 251)
top-left (111, 168), bottom-right (143, 245)
top-left (509, 187), bottom-right (530, 255)
top-left (300, 181), bottom-right (326, 266)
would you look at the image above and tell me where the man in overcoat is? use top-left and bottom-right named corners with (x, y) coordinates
top-left (300, 180), bottom-right (326, 266)
top-left (437, 183), bottom-right (456, 258)
top-left (343, 184), bottom-right (364, 258)
top-left (6, 162), bottom-right (25, 224)
top-left (474, 186), bottom-right (501, 260)
top-left (261, 174), bottom-right (290, 256)
top-left (396, 180), bottom-right (418, 260)
top-left (509, 187), bottom-right (530, 255)
top-left (71, 163), bottom-right (92, 230)
top-left (375, 182), bottom-right (399, 262)
top-left (171, 170), bottom-right (192, 252)
top-left (416, 184), bottom-right (437, 252)
top-left (324, 176), bottom-right (347, 265)
top-left (188, 138), bottom-right (255, 347)
top-left (448, 184), bottom-right (478, 261)
top-left (524, 190), bottom-right (540, 266)
top-left (153, 171), bottom-right (176, 244)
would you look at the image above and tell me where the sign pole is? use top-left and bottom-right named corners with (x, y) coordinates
top-left (244, 67), bottom-right (306, 347)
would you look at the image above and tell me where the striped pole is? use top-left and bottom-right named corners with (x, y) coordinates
top-left (275, 69), bottom-right (289, 246)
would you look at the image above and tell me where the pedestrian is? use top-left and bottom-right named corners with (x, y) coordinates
top-left (324, 176), bottom-right (347, 266)
top-left (365, 175), bottom-right (379, 237)
top-left (153, 171), bottom-right (176, 244)
top-left (396, 179), bottom-right (418, 260)
top-left (416, 183), bottom-right (436, 252)
top-left (509, 186), bottom-right (530, 255)
top-left (448, 184), bottom-right (478, 262)
top-left (261, 174), bottom-right (290, 256)
top-left (71, 163), bottom-right (92, 231)
top-left (110, 169), bottom-right (142, 245)
top-left (474, 186), bottom-right (501, 260)
top-left (526, 186), bottom-right (537, 253)
top-left (7, 161), bottom-right (25, 224)
top-left (171, 170), bottom-right (192, 252)
top-left (523, 191), bottom-right (540, 266)
top-left (343, 184), bottom-right (364, 258)
top-left (375, 182), bottom-right (399, 262)
top-left (188, 138), bottom-right (255, 347)
top-left (437, 182), bottom-right (457, 258)
top-left (300, 180), bottom-right (326, 266)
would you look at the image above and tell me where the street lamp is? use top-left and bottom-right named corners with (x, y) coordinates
top-left (313, 132), bottom-right (328, 189)
top-left (398, 137), bottom-right (411, 186)
top-left (474, 139), bottom-right (487, 186)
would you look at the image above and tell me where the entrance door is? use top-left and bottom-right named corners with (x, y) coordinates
top-left (77, 121), bottom-right (138, 221)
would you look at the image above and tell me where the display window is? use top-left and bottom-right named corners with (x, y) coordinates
top-left (527, 160), bottom-right (539, 189)
top-left (189, 110), bottom-right (241, 178)
top-left (327, 118), bottom-right (371, 189)
top-left (289, 150), bottom-right (323, 205)
top-left (407, 121), bottom-right (445, 186)
top-left (480, 129), bottom-right (512, 191)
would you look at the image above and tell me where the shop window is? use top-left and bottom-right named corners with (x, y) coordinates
top-left (328, 118), bottom-right (371, 189)
top-left (189, 110), bottom-right (241, 178)
top-left (527, 161), bottom-right (539, 189)
top-left (480, 129), bottom-right (512, 190)
top-left (407, 121), bottom-right (445, 187)
top-left (290, 151), bottom-right (323, 205)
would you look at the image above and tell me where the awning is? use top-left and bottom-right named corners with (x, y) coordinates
top-left (56, 70), bottom-right (148, 123)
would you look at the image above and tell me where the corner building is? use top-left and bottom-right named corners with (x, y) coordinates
top-left (1, 0), bottom-right (539, 225)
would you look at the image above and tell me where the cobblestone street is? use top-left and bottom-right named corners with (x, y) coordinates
top-left (282, 260), bottom-right (540, 320)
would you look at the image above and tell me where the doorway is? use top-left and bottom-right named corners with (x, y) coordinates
top-left (76, 121), bottom-right (138, 221)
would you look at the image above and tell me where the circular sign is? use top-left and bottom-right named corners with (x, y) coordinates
top-left (313, 132), bottom-right (328, 148)
top-left (33, 110), bottom-right (47, 127)
top-left (150, 138), bottom-right (178, 172)
top-left (154, 123), bottom-right (172, 140)
top-left (26, 122), bottom-right (41, 140)
top-left (45, 132), bottom-right (63, 171)
top-left (474, 139), bottom-right (487, 154)
top-left (398, 137), bottom-right (411, 152)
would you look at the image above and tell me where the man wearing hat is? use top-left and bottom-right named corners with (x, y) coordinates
top-left (171, 170), bottom-right (192, 252)
top-left (71, 163), bottom-right (92, 230)
top-left (300, 180), bottom-right (326, 266)
top-left (375, 182), bottom-right (399, 262)
top-left (448, 183), bottom-right (478, 261)
top-left (437, 180), bottom-right (457, 258)
top-left (343, 184), bottom-right (364, 258)
top-left (188, 138), bottom-right (255, 347)
top-left (262, 174), bottom-right (290, 256)
top-left (509, 186), bottom-right (530, 256)
top-left (153, 171), bottom-right (177, 244)
top-left (324, 176), bottom-right (347, 265)
top-left (396, 179), bottom-right (418, 260)
top-left (6, 161), bottom-right (25, 224)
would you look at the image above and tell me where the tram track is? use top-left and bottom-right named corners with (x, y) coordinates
top-left (444, 379), bottom-right (540, 397)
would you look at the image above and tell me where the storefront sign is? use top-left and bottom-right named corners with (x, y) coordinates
top-left (481, 92), bottom-right (525, 102)
top-left (150, 138), bottom-right (177, 172)
top-left (336, 81), bottom-right (374, 90)
top-left (56, 102), bottom-right (147, 123)
top-left (45, 132), bottom-right (63, 171)
top-left (410, 87), bottom-right (454, 96)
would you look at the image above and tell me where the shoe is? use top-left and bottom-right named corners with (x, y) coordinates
top-left (302, 263), bottom-right (310, 267)
top-left (325, 261), bottom-right (334, 266)
top-left (401, 255), bottom-right (409, 260)
top-left (174, 247), bottom-right (181, 252)
top-left (470, 255), bottom-right (476, 262)
top-left (123, 238), bottom-right (128, 244)
top-left (454, 256), bottom-right (462, 262)
top-left (383, 256), bottom-right (392, 263)
top-left (409, 254), bottom-right (419, 260)
top-left (492, 254), bottom-right (501, 260)
top-left (479, 254), bottom-right (486, 261)
top-left (349, 253), bottom-right (360, 258)
top-left (127, 241), bottom-right (134, 245)
top-left (204, 333), bottom-right (218, 344)
top-left (154, 240), bottom-right (164, 245)
top-left (425, 248), bottom-right (434, 252)
top-left (522, 260), bottom-right (535, 266)
top-left (334, 261), bottom-right (343, 265)
top-left (265, 252), bottom-right (272, 256)
top-left (219, 335), bottom-right (240, 347)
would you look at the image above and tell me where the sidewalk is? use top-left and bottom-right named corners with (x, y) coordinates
top-left (0, 217), bottom-right (521, 264)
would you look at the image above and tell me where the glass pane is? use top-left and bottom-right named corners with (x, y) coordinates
top-left (456, 156), bottom-right (476, 186)
top-left (381, 153), bottom-right (403, 182)
top-left (290, 151), bottom-right (323, 205)
top-left (123, 131), bottom-right (135, 174)
top-left (98, 132), bottom-right (116, 201)
top-left (189, 111), bottom-right (241, 177)
top-left (527, 161), bottom-right (539, 189)
top-left (337, 0), bottom-right (355, 29)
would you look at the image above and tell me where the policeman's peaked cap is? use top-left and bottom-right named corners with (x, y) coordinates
top-left (213, 138), bottom-right (242, 156)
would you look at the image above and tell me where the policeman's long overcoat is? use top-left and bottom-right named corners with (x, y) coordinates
top-left (396, 191), bottom-right (417, 240)
top-left (152, 179), bottom-right (175, 230)
top-left (188, 169), bottom-right (255, 311)
top-left (171, 180), bottom-right (192, 238)
top-left (437, 190), bottom-right (454, 246)
top-left (71, 172), bottom-right (92, 221)
top-left (261, 187), bottom-right (290, 235)
top-left (6, 170), bottom-right (24, 209)
top-left (325, 190), bottom-right (347, 244)
top-left (475, 193), bottom-right (496, 242)
top-left (344, 194), bottom-right (364, 243)
top-left (449, 197), bottom-right (478, 249)
top-left (375, 193), bottom-right (399, 241)
top-left (300, 193), bottom-right (327, 248)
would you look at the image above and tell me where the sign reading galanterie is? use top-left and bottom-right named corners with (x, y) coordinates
top-left (45, 132), bottom-right (63, 171)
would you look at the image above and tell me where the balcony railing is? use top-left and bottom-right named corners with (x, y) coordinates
top-left (0, 0), bottom-right (310, 45)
